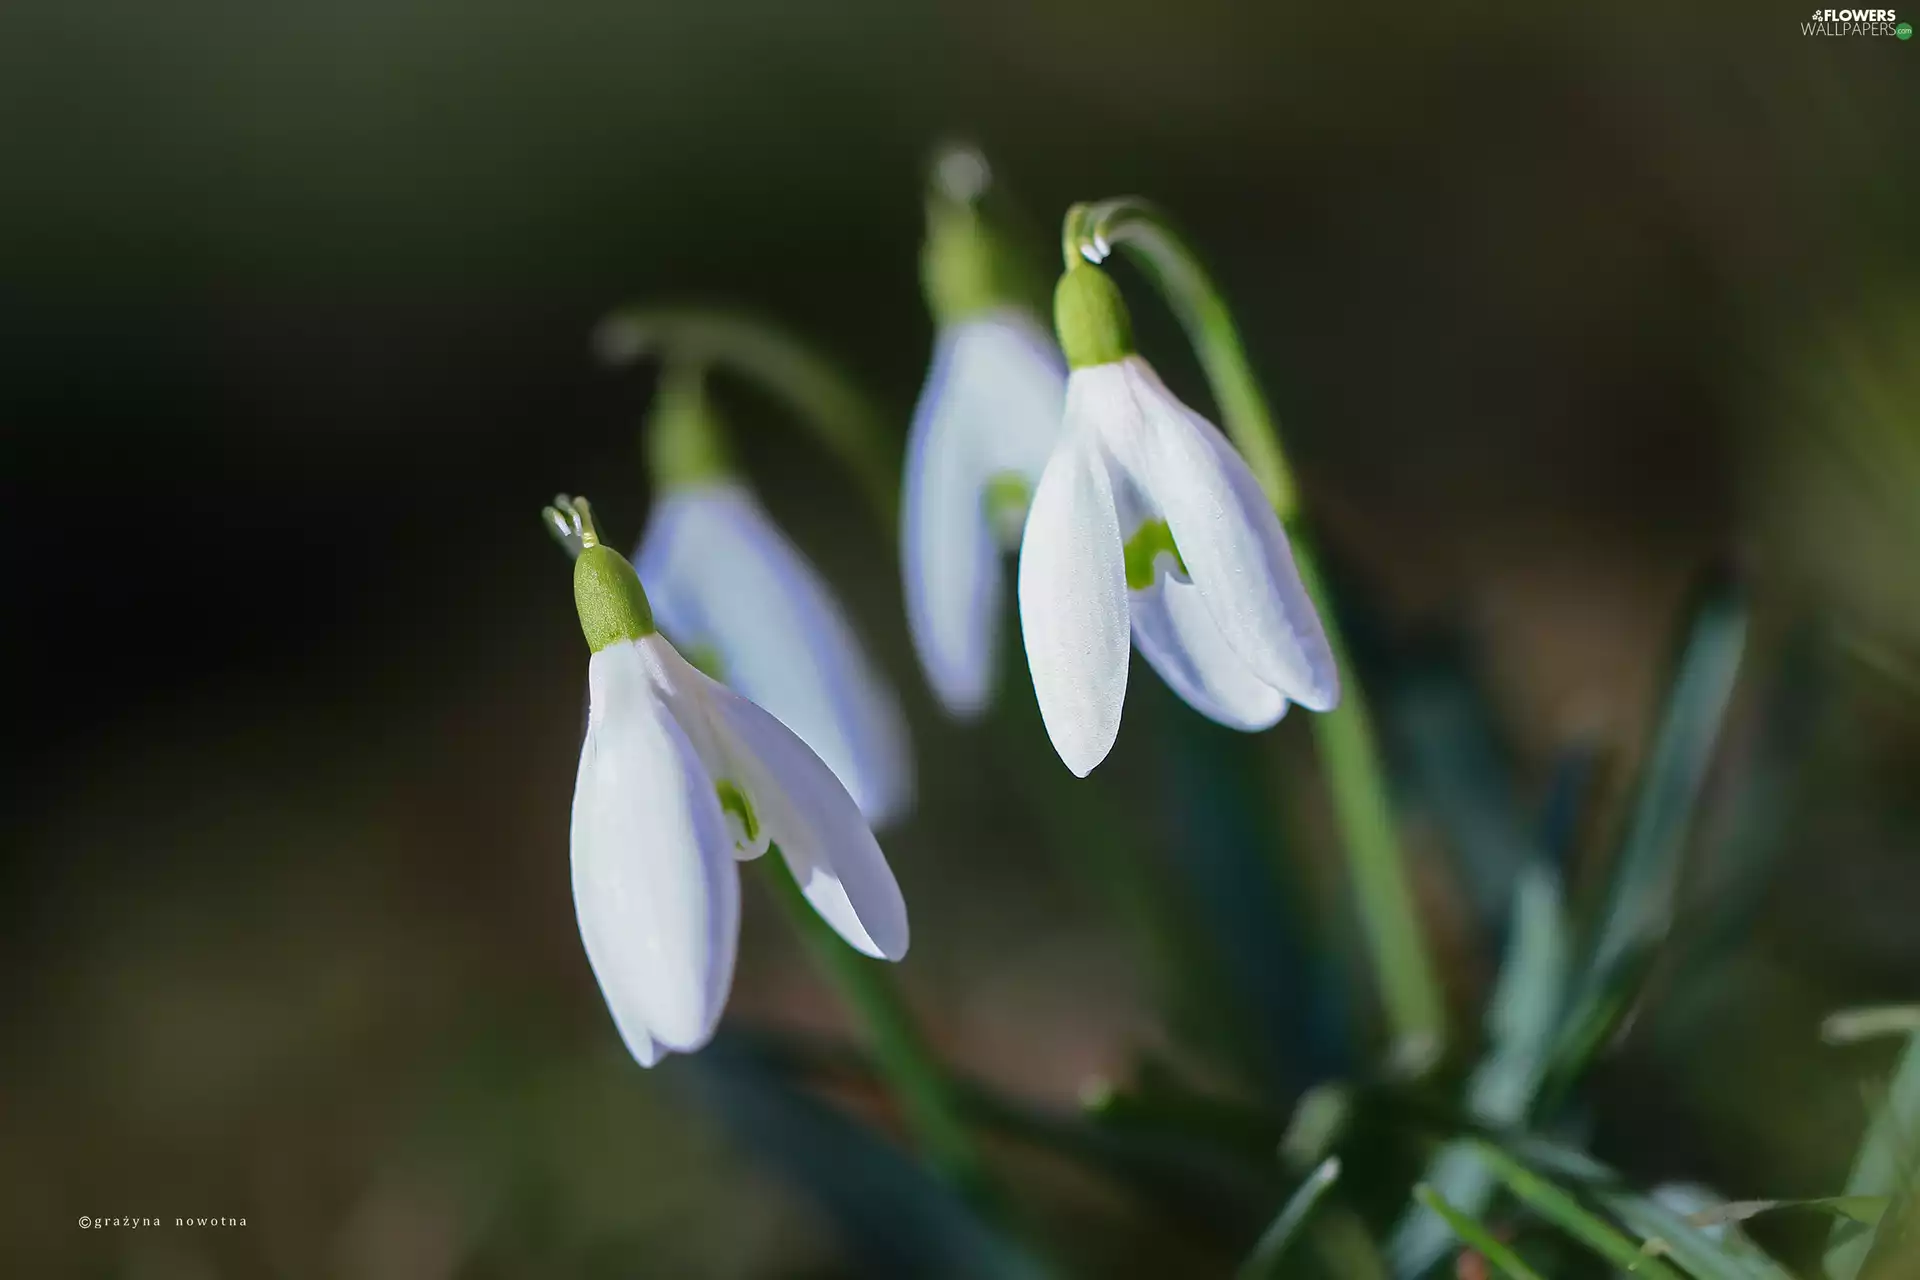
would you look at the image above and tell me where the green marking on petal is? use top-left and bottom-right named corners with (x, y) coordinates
top-left (1123, 518), bottom-right (1186, 590)
top-left (683, 643), bottom-right (727, 682)
top-left (716, 779), bottom-right (760, 844)
top-left (981, 470), bottom-right (1031, 543)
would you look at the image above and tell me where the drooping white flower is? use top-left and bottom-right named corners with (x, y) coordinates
top-left (551, 496), bottom-right (908, 1068)
top-left (901, 148), bottom-right (1067, 716)
top-left (637, 371), bottom-right (913, 828)
top-left (902, 310), bottom-right (1064, 715)
top-left (1018, 264), bottom-right (1339, 776)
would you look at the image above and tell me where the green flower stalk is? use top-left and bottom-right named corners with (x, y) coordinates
top-left (588, 317), bottom-right (1007, 1206)
top-left (1039, 197), bottom-right (1446, 1063)
top-left (596, 308), bottom-right (901, 522)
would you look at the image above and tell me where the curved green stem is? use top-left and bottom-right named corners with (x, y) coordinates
top-left (597, 307), bottom-right (900, 525)
top-left (1063, 199), bottom-right (1293, 518)
top-left (1063, 197), bottom-right (1446, 1065)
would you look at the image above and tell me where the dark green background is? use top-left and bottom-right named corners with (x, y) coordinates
top-left (4, 1), bottom-right (1918, 1274)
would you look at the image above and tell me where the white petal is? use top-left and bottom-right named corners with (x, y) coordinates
top-left (1131, 573), bottom-right (1289, 730)
top-left (957, 311), bottom-right (1069, 483)
top-left (901, 313), bottom-right (1064, 717)
top-left (1108, 357), bottom-right (1339, 711)
top-left (1018, 373), bottom-right (1130, 776)
top-left (679, 655), bottom-right (908, 961)
top-left (572, 641), bottom-right (740, 1060)
top-left (902, 331), bottom-right (1000, 716)
top-left (637, 482), bottom-right (914, 827)
top-left (614, 1023), bottom-right (665, 1068)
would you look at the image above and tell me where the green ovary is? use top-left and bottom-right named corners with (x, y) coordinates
top-left (1123, 518), bottom-right (1186, 590)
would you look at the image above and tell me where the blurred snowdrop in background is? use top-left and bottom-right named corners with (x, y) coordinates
top-left (634, 364), bottom-right (915, 827)
top-left (556, 494), bottom-right (909, 1071)
top-left (8, 1), bottom-right (1920, 1275)
top-left (903, 146), bottom-right (1066, 717)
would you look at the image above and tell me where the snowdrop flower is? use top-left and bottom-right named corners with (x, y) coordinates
top-left (902, 147), bottom-right (1066, 715)
top-left (635, 368), bottom-right (913, 827)
top-left (1018, 263), bottom-right (1340, 776)
top-left (547, 495), bottom-right (909, 1068)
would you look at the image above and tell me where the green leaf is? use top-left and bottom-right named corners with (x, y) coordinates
top-left (1413, 1183), bottom-right (1546, 1280)
top-left (1554, 578), bottom-right (1748, 1079)
top-left (1390, 656), bottom-right (1543, 934)
top-left (1236, 1157), bottom-right (1342, 1279)
top-left (1470, 1141), bottom-right (1685, 1279)
top-left (1387, 865), bottom-right (1570, 1275)
top-left (688, 1037), bottom-right (1047, 1280)
top-left (1599, 1189), bottom-right (1797, 1280)
top-left (1827, 1031), bottom-right (1920, 1279)
top-left (761, 855), bottom-right (988, 1206)
top-left (1684, 1195), bottom-right (1886, 1229)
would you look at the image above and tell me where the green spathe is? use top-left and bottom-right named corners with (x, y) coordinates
top-left (1053, 263), bottom-right (1134, 369)
top-left (574, 545), bottom-right (656, 651)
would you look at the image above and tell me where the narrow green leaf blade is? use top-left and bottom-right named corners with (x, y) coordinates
top-left (1413, 1183), bottom-right (1546, 1280)
top-left (1556, 580), bottom-right (1748, 1076)
top-left (1599, 1189), bottom-right (1795, 1280)
top-left (1686, 1194), bottom-right (1885, 1229)
top-left (1471, 1141), bottom-right (1685, 1279)
top-left (1827, 1031), bottom-right (1920, 1279)
top-left (1387, 865), bottom-right (1570, 1275)
top-left (1237, 1157), bottom-right (1342, 1279)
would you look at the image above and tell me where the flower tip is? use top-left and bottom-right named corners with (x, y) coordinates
top-left (930, 142), bottom-right (991, 204)
top-left (642, 991), bottom-right (724, 1057)
top-left (591, 314), bottom-right (647, 366)
top-left (1052, 730), bottom-right (1110, 778)
top-left (934, 685), bottom-right (993, 723)
top-left (839, 884), bottom-right (910, 961)
top-left (823, 904), bottom-right (909, 963)
top-left (1293, 667), bottom-right (1342, 714)
top-left (614, 1022), bottom-right (667, 1069)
